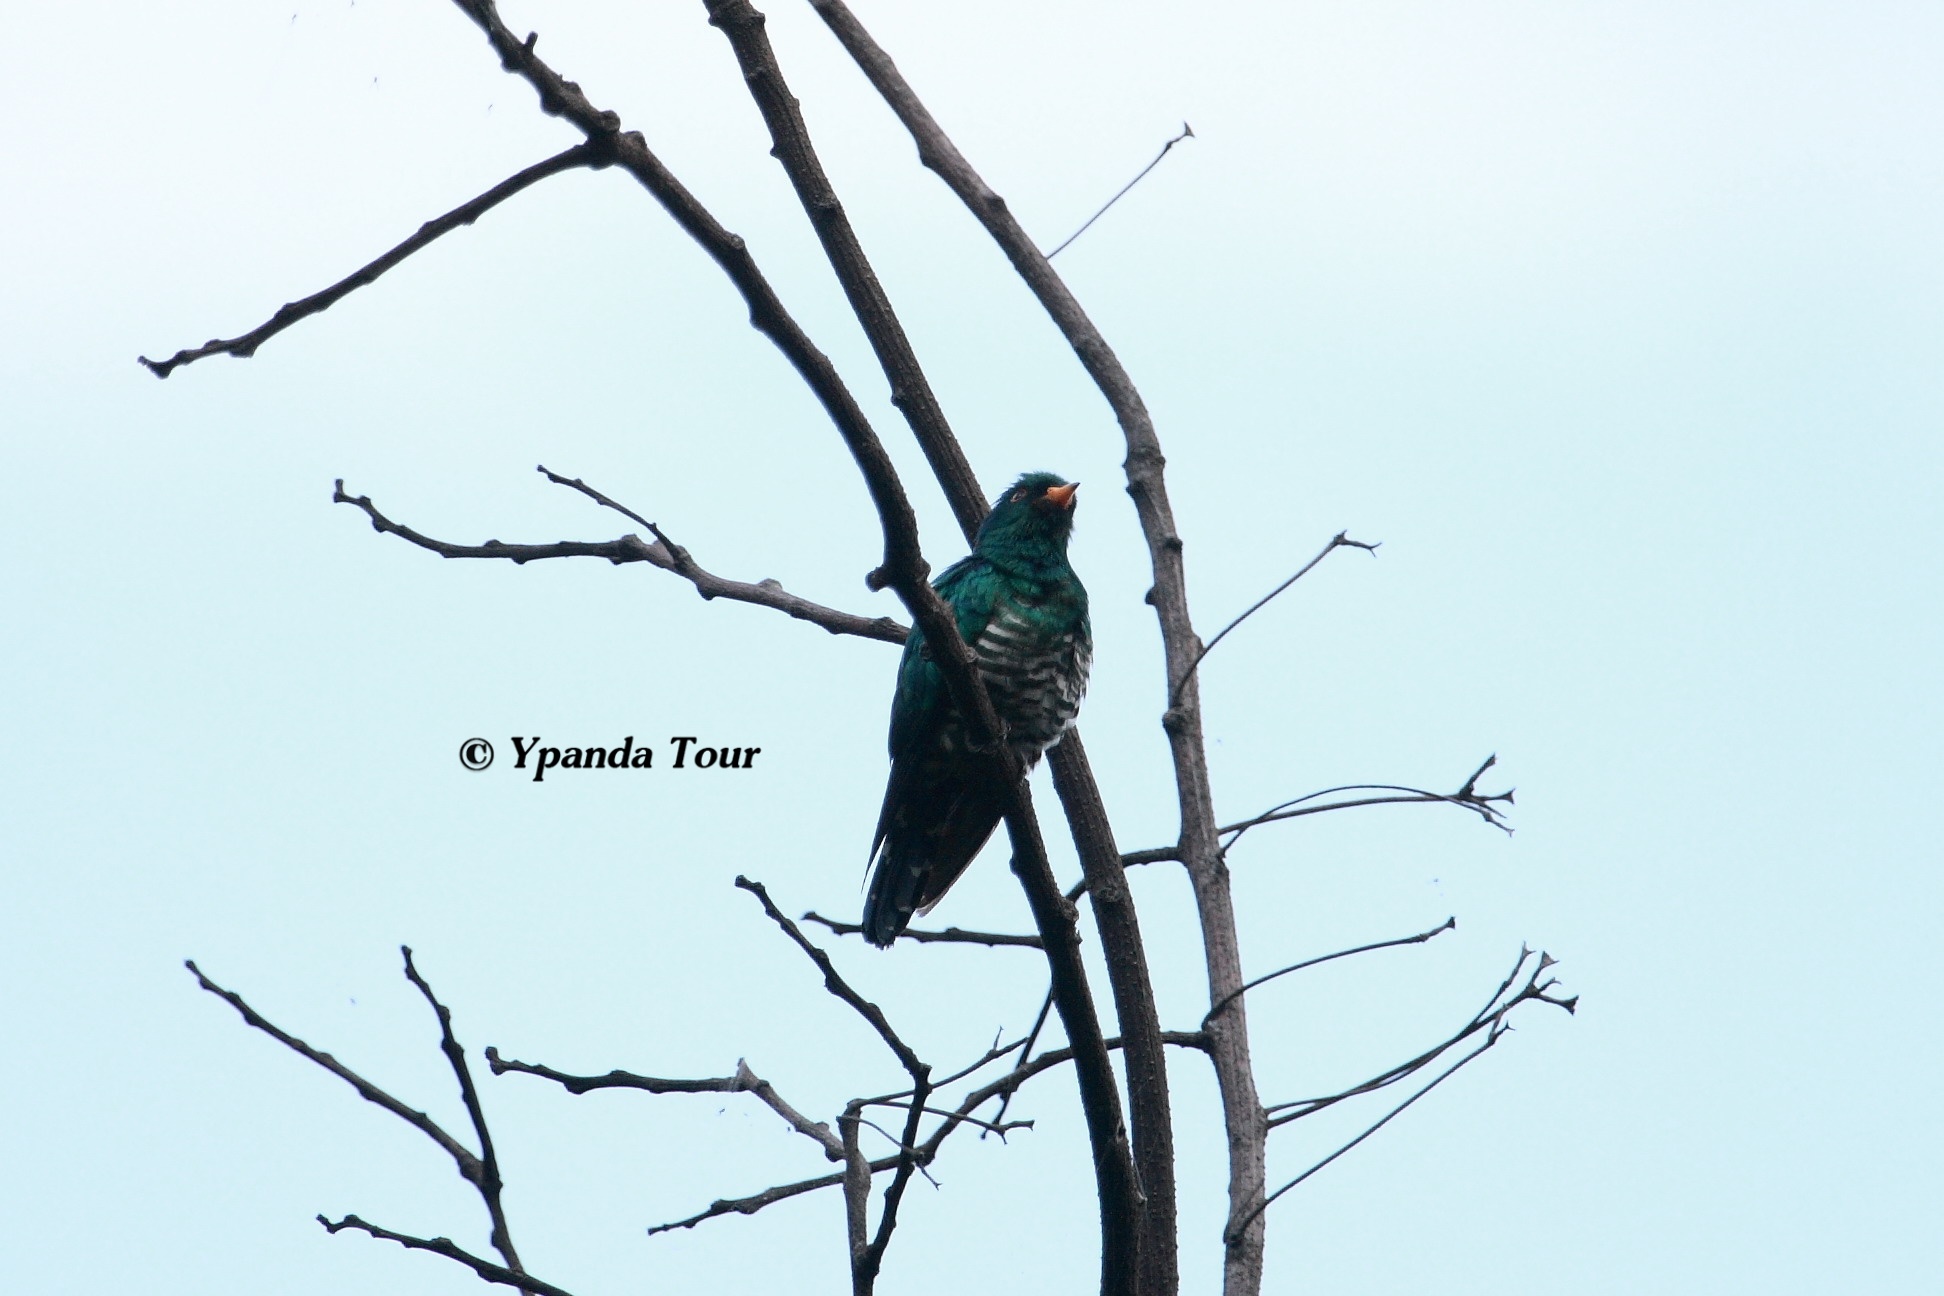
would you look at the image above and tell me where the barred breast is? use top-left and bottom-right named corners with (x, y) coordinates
top-left (972, 601), bottom-right (1091, 765)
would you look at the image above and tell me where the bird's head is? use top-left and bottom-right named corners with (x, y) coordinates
top-left (976, 472), bottom-right (1080, 559)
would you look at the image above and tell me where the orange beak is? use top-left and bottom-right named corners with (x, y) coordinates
top-left (1044, 481), bottom-right (1080, 510)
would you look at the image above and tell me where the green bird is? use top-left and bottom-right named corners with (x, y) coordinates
top-left (862, 472), bottom-right (1091, 946)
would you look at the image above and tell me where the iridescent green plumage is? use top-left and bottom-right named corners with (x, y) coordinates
top-left (862, 472), bottom-right (1091, 946)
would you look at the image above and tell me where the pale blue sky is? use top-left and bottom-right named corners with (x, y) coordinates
top-left (5, 2), bottom-right (1940, 1292)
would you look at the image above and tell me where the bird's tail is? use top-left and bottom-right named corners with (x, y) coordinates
top-left (860, 838), bottom-right (927, 948)
top-left (861, 773), bottom-right (1004, 947)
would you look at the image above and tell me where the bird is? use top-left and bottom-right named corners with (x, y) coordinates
top-left (862, 472), bottom-right (1091, 947)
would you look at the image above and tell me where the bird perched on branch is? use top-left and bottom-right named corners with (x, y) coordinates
top-left (862, 472), bottom-right (1091, 947)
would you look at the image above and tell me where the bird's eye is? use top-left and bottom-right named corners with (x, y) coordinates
top-left (1010, 489), bottom-right (1028, 503)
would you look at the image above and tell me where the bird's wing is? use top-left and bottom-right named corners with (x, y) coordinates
top-left (885, 554), bottom-right (1000, 759)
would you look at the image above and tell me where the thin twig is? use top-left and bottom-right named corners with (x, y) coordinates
top-left (1044, 123), bottom-right (1195, 259)
top-left (801, 911), bottom-right (1043, 949)
top-left (1169, 531), bottom-right (1378, 706)
top-left (184, 960), bottom-right (480, 1176)
top-left (487, 1050), bottom-right (843, 1160)
top-left (649, 1158), bottom-right (897, 1235)
top-left (701, 9), bottom-right (1149, 1285)
top-left (400, 947), bottom-right (523, 1275)
top-left (863, 1099), bottom-right (1034, 1139)
top-left (1202, 918), bottom-right (1456, 1030)
top-left (140, 144), bottom-right (599, 378)
top-left (332, 478), bottom-right (905, 643)
top-left (735, 877), bottom-right (927, 1080)
top-left (1111, 755), bottom-right (1515, 874)
top-left (646, 1029), bottom-right (1209, 1238)
top-left (1228, 1029), bottom-right (1504, 1244)
top-left (318, 1214), bottom-right (575, 1296)
top-left (987, 984), bottom-right (1056, 1135)
top-left (1222, 755), bottom-right (1515, 854)
top-left (1264, 946), bottom-right (1576, 1126)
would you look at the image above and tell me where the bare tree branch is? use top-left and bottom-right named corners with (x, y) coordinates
top-left (1202, 918), bottom-right (1456, 1031)
top-left (1045, 122), bottom-right (1195, 259)
top-left (863, 1099), bottom-right (1035, 1139)
top-left (318, 1214), bottom-right (575, 1296)
top-left (703, 0), bottom-right (986, 539)
top-left (648, 1028), bottom-right (1208, 1238)
top-left (185, 959), bottom-right (481, 1177)
top-left (648, 1157), bottom-right (898, 1236)
top-left (488, 1050), bottom-right (843, 1160)
top-left (801, 911), bottom-right (1043, 949)
top-left (1169, 531), bottom-right (1379, 707)
top-left (806, 7), bottom-right (1255, 1285)
top-left (332, 477), bottom-right (905, 643)
top-left (400, 947), bottom-right (523, 1275)
top-left (1230, 1030), bottom-right (1502, 1244)
top-left (485, 1047), bottom-right (740, 1095)
top-left (139, 144), bottom-right (600, 378)
top-left (443, 0), bottom-right (935, 599)
top-left (1113, 756), bottom-right (1516, 872)
top-left (1227, 755), bottom-right (1515, 848)
top-left (700, 10), bottom-right (1153, 1286)
top-left (1264, 946), bottom-right (1576, 1127)
top-left (736, 876), bottom-right (927, 1079)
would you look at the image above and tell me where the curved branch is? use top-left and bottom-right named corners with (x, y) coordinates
top-left (1264, 946), bottom-right (1576, 1126)
top-left (401, 947), bottom-right (523, 1274)
top-left (140, 144), bottom-right (599, 378)
top-left (1202, 918), bottom-right (1455, 1031)
top-left (318, 1215), bottom-right (574, 1296)
top-left (1230, 1031), bottom-right (1502, 1245)
top-left (1169, 531), bottom-right (1379, 707)
top-left (805, 6), bottom-right (1252, 1283)
top-left (185, 960), bottom-right (480, 1177)
top-left (332, 478), bottom-right (905, 642)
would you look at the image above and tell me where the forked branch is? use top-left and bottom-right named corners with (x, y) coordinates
top-left (332, 476), bottom-right (905, 643)
top-left (188, 953), bottom-right (530, 1279)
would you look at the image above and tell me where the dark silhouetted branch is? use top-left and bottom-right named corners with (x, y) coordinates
top-left (401, 947), bottom-right (523, 1274)
top-left (649, 1157), bottom-right (898, 1235)
top-left (189, 956), bottom-right (540, 1282)
top-left (1045, 122), bottom-right (1195, 259)
top-left (801, 911), bottom-right (1043, 949)
top-left (701, 10), bottom-right (1152, 1285)
top-left (1112, 756), bottom-right (1515, 874)
top-left (737, 877), bottom-right (927, 1078)
top-left (488, 1050), bottom-right (842, 1160)
top-left (1169, 531), bottom-right (1379, 707)
top-left (734, 875), bottom-right (936, 1291)
top-left (1265, 946), bottom-right (1576, 1128)
top-left (185, 959), bottom-right (480, 1175)
top-left (1229, 1031), bottom-right (1501, 1244)
top-left (140, 144), bottom-right (599, 378)
top-left (332, 477), bottom-right (905, 643)
top-left (864, 1099), bottom-right (1034, 1139)
top-left (807, 7), bottom-right (1252, 1285)
top-left (646, 1028), bottom-right (1207, 1238)
top-left (1203, 918), bottom-right (1456, 1031)
top-left (703, 0), bottom-right (985, 540)
top-left (1220, 755), bottom-right (1515, 852)
top-left (318, 1214), bottom-right (574, 1296)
